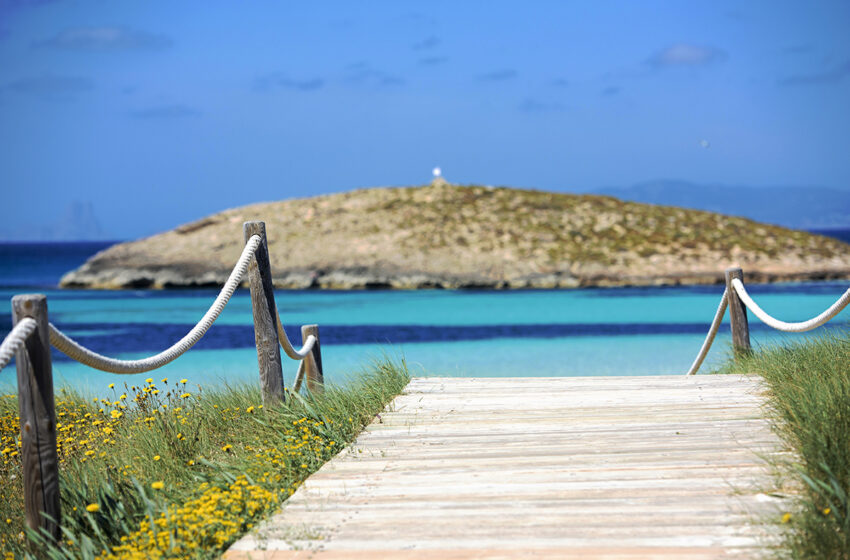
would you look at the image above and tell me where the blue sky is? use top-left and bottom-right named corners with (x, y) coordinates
top-left (1, 1), bottom-right (849, 239)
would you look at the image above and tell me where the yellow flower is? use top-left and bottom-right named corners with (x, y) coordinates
top-left (824, 507), bottom-right (832, 515)
top-left (151, 481), bottom-right (164, 490)
top-left (86, 503), bottom-right (100, 513)
top-left (110, 410), bottom-right (123, 420)
top-left (782, 512), bottom-right (792, 524)
top-left (187, 459), bottom-right (195, 466)
top-left (222, 444), bottom-right (232, 452)
top-left (246, 406), bottom-right (255, 414)
top-left (153, 455), bottom-right (161, 461)
top-left (108, 383), bottom-right (114, 389)
top-left (161, 378), bottom-right (167, 383)
top-left (180, 393), bottom-right (191, 399)
top-left (145, 378), bottom-right (153, 384)
top-left (180, 378), bottom-right (188, 384)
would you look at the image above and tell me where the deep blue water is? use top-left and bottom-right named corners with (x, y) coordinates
top-left (0, 232), bottom-right (848, 393)
top-left (0, 242), bottom-right (118, 289)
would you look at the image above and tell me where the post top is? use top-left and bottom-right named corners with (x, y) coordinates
top-left (11, 293), bottom-right (47, 307)
top-left (243, 221), bottom-right (267, 239)
top-left (724, 267), bottom-right (744, 279)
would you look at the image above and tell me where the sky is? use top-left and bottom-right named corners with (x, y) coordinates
top-left (0, 0), bottom-right (849, 239)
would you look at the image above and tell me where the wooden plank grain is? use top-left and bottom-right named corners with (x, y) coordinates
top-left (225, 375), bottom-right (785, 559)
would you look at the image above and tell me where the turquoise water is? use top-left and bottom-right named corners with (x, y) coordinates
top-left (1, 242), bottom-right (849, 394)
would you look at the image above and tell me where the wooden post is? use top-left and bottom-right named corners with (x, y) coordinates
top-left (244, 222), bottom-right (285, 405)
top-left (11, 294), bottom-right (60, 541)
top-left (725, 267), bottom-right (751, 358)
top-left (301, 324), bottom-right (324, 392)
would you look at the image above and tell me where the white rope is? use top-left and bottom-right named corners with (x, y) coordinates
top-left (49, 235), bottom-right (262, 374)
top-left (685, 290), bottom-right (728, 376)
top-left (0, 318), bottom-right (38, 371)
top-left (731, 278), bottom-right (850, 333)
top-left (275, 313), bottom-right (316, 360)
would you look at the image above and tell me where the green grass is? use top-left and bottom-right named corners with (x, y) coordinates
top-left (719, 331), bottom-right (850, 559)
top-left (0, 358), bottom-right (410, 559)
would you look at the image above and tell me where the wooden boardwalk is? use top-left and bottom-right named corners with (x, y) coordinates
top-left (226, 376), bottom-right (786, 559)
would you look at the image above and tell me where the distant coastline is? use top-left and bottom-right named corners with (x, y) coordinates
top-left (809, 228), bottom-right (850, 245)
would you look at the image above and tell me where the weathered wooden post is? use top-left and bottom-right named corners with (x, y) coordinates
top-left (725, 267), bottom-right (751, 358)
top-left (301, 324), bottom-right (324, 392)
top-left (244, 222), bottom-right (285, 405)
top-left (11, 294), bottom-right (60, 541)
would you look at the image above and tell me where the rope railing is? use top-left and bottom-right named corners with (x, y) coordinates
top-left (0, 317), bottom-right (37, 371)
top-left (48, 234), bottom-right (262, 374)
top-left (276, 313), bottom-right (316, 360)
top-left (685, 289), bottom-right (728, 376)
top-left (731, 278), bottom-right (850, 333)
top-left (685, 267), bottom-right (850, 375)
top-left (3, 221), bottom-right (325, 539)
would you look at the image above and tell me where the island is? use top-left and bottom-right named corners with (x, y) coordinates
top-left (60, 183), bottom-right (850, 289)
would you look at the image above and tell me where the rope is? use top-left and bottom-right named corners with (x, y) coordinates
top-left (49, 235), bottom-right (262, 374)
top-left (0, 318), bottom-right (38, 371)
top-left (731, 278), bottom-right (850, 333)
top-left (685, 290), bottom-right (728, 376)
top-left (275, 313), bottom-right (316, 360)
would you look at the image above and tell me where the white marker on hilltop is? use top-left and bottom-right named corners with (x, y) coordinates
top-left (431, 166), bottom-right (447, 186)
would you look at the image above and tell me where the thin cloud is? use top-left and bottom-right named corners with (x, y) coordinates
top-left (5, 74), bottom-right (93, 95)
top-left (35, 26), bottom-right (172, 51)
top-left (779, 59), bottom-right (850, 86)
top-left (549, 78), bottom-right (569, 87)
top-left (518, 98), bottom-right (564, 113)
top-left (478, 69), bottom-right (518, 82)
top-left (648, 44), bottom-right (727, 67)
top-left (130, 104), bottom-right (200, 119)
top-left (600, 86), bottom-right (621, 96)
top-left (254, 73), bottom-right (325, 92)
top-left (418, 55), bottom-right (448, 66)
top-left (343, 63), bottom-right (405, 87)
top-left (412, 35), bottom-right (440, 50)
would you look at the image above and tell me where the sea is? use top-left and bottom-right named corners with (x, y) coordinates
top-left (1, 230), bottom-right (848, 395)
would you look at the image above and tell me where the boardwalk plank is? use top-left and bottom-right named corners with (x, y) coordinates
top-left (225, 375), bottom-right (786, 559)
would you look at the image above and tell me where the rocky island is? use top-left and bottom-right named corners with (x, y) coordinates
top-left (60, 183), bottom-right (850, 289)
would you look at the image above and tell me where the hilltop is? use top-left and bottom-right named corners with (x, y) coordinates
top-left (60, 183), bottom-right (850, 289)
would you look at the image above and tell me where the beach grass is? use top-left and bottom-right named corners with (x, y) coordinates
top-left (0, 358), bottom-right (410, 559)
top-left (719, 331), bottom-right (850, 559)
